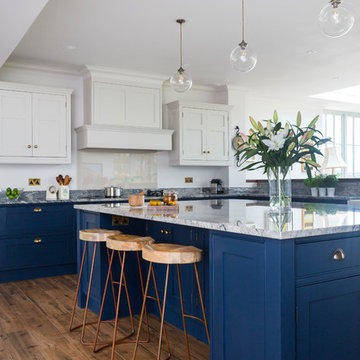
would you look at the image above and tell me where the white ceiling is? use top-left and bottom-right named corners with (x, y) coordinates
top-left (0, 0), bottom-right (48, 68)
top-left (8, 0), bottom-right (360, 98)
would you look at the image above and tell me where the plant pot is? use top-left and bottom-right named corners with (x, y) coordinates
top-left (318, 187), bottom-right (326, 197)
top-left (267, 167), bottom-right (292, 212)
top-left (310, 187), bottom-right (318, 197)
top-left (327, 187), bottom-right (335, 197)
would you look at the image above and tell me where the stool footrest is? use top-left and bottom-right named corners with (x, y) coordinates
top-left (184, 313), bottom-right (206, 323)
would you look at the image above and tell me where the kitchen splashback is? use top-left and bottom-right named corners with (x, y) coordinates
top-left (77, 149), bottom-right (157, 189)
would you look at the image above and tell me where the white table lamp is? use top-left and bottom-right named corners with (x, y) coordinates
top-left (321, 146), bottom-right (347, 174)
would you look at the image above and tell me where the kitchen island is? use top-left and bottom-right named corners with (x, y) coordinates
top-left (74, 199), bottom-right (360, 360)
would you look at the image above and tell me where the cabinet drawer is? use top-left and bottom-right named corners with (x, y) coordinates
top-left (0, 205), bottom-right (74, 237)
top-left (296, 236), bottom-right (360, 278)
top-left (0, 234), bottom-right (73, 270)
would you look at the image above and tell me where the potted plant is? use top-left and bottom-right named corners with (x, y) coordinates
top-left (324, 175), bottom-right (339, 197)
top-left (304, 176), bottom-right (319, 197)
top-left (317, 174), bottom-right (327, 197)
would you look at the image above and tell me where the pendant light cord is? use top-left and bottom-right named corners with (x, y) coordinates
top-left (242, 0), bottom-right (245, 42)
top-left (180, 21), bottom-right (183, 69)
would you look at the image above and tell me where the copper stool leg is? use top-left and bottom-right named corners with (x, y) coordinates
top-left (194, 263), bottom-right (210, 344)
top-left (132, 262), bottom-right (171, 360)
top-left (93, 249), bottom-right (117, 352)
top-left (80, 242), bottom-right (98, 345)
top-left (177, 264), bottom-right (191, 360)
top-left (111, 251), bottom-right (127, 360)
top-left (69, 241), bottom-right (87, 332)
top-left (157, 264), bottom-right (170, 360)
top-left (132, 262), bottom-right (153, 360)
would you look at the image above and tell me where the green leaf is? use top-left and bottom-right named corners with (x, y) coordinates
top-left (273, 110), bottom-right (278, 123)
top-left (249, 116), bottom-right (258, 130)
top-left (308, 115), bottom-right (319, 129)
top-left (296, 111), bottom-right (302, 127)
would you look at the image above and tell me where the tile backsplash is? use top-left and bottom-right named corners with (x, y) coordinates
top-left (77, 150), bottom-right (157, 189)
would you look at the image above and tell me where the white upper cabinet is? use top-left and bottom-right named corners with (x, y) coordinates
top-left (166, 101), bottom-right (232, 166)
top-left (76, 66), bottom-right (173, 151)
top-left (0, 90), bottom-right (32, 158)
top-left (32, 93), bottom-right (67, 158)
top-left (0, 82), bottom-right (72, 164)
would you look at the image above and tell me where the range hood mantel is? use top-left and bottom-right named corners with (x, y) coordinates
top-left (77, 65), bottom-right (173, 151)
top-left (76, 125), bottom-right (173, 151)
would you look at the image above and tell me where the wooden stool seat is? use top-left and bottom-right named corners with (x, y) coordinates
top-left (107, 235), bottom-right (155, 252)
top-left (79, 229), bottom-right (121, 242)
top-left (142, 243), bottom-right (202, 265)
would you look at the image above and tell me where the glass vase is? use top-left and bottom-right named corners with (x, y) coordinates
top-left (268, 167), bottom-right (292, 212)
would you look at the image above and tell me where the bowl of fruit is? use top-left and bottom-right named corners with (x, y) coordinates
top-left (5, 187), bottom-right (23, 200)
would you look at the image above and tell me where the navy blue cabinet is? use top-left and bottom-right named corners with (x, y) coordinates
top-left (0, 204), bottom-right (76, 282)
top-left (297, 276), bottom-right (360, 360)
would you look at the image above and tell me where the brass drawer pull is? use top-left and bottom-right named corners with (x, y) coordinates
top-left (161, 229), bottom-right (171, 235)
top-left (34, 207), bottom-right (42, 212)
top-left (27, 145), bottom-right (31, 148)
top-left (34, 238), bottom-right (42, 244)
top-left (34, 145), bottom-right (38, 149)
top-left (332, 248), bottom-right (345, 261)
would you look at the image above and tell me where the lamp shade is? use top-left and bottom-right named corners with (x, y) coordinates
top-left (321, 146), bottom-right (347, 169)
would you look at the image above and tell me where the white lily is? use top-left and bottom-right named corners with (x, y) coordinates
top-left (262, 133), bottom-right (287, 151)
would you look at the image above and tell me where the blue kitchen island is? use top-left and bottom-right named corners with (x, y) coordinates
top-left (74, 199), bottom-right (360, 360)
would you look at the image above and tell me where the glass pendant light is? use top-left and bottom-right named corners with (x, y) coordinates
top-left (230, 0), bottom-right (257, 73)
top-left (319, 0), bottom-right (355, 38)
top-left (170, 19), bottom-right (192, 92)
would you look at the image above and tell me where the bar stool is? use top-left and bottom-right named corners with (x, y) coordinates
top-left (132, 243), bottom-right (210, 360)
top-left (94, 234), bottom-right (171, 360)
top-left (69, 228), bottom-right (121, 346)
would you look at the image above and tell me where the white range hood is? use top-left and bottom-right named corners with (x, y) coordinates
top-left (76, 124), bottom-right (173, 151)
top-left (76, 65), bottom-right (173, 151)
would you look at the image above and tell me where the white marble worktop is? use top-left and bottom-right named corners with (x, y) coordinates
top-left (74, 199), bottom-right (360, 240)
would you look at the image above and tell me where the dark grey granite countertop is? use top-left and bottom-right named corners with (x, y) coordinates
top-left (0, 187), bottom-right (359, 206)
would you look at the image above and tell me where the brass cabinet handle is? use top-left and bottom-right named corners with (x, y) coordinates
top-left (161, 229), bottom-right (171, 235)
top-left (207, 150), bottom-right (211, 154)
top-left (34, 145), bottom-right (38, 149)
top-left (27, 145), bottom-right (31, 148)
top-left (203, 150), bottom-right (206, 154)
top-left (34, 207), bottom-right (42, 212)
top-left (34, 238), bottom-right (42, 244)
top-left (332, 248), bottom-right (345, 261)
top-left (161, 229), bottom-right (164, 234)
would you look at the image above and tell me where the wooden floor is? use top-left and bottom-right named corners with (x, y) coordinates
top-left (0, 274), bottom-right (210, 360)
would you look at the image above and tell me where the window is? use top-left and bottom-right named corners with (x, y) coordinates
top-left (323, 111), bottom-right (360, 177)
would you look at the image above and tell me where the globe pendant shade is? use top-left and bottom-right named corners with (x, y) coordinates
top-left (319, 3), bottom-right (355, 37)
top-left (230, 44), bottom-right (257, 72)
top-left (170, 69), bottom-right (192, 92)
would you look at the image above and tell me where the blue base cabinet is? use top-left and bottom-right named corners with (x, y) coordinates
top-left (297, 276), bottom-right (360, 360)
top-left (0, 204), bottom-right (76, 283)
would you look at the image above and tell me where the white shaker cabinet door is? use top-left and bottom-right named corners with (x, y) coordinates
top-left (32, 93), bottom-right (67, 158)
top-left (0, 90), bottom-right (32, 157)
top-left (206, 110), bottom-right (229, 161)
top-left (181, 108), bottom-right (207, 161)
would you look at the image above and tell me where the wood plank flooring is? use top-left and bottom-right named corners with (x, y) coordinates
top-left (0, 275), bottom-right (210, 360)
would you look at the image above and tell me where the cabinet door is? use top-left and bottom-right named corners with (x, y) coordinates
top-left (206, 110), bottom-right (229, 161)
top-left (210, 233), bottom-right (265, 360)
top-left (181, 108), bottom-right (207, 161)
top-left (93, 81), bottom-right (160, 128)
top-left (0, 90), bottom-right (32, 157)
top-left (297, 276), bottom-right (360, 360)
top-left (32, 93), bottom-right (67, 157)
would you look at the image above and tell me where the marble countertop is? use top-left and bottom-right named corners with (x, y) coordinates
top-left (74, 199), bottom-right (360, 240)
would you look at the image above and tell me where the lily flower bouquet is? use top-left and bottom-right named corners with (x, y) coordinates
top-left (235, 110), bottom-right (330, 211)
